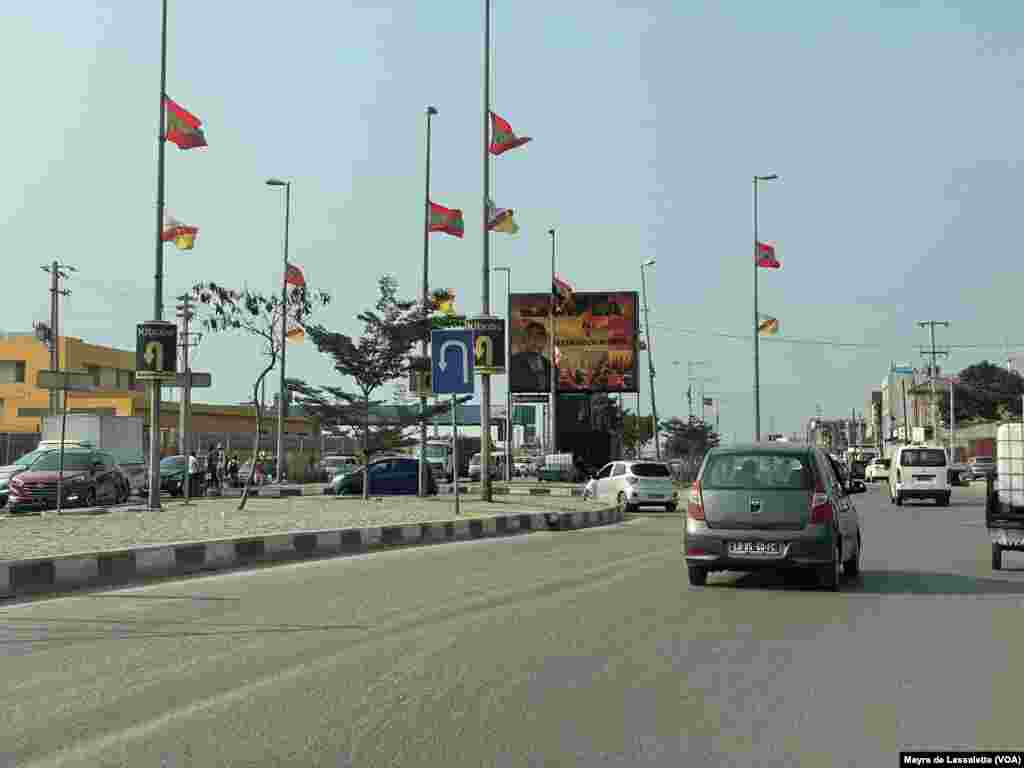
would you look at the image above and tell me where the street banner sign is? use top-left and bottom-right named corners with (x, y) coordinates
top-left (467, 315), bottom-right (505, 375)
top-left (431, 329), bottom-right (475, 395)
top-left (136, 322), bottom-right (178, 380)
top-left (37, 370), bottom-right (95, 392)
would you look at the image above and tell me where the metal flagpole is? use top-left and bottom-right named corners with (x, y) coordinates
top-left (420, 106), bottom-right (437, 497)
top-left (276, 182), bottom-right (290, 484)
top-left (480, 0), bottom-right (493, 503)
top-left (753, 178), bottom-right (760, 443)
top-left (148, 0), bottom-right (169, 511)
top-left (548, 228), bottom-right (557, 455)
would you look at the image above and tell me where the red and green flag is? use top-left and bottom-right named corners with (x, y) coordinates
top-left (285, 262), bottom-right (306, 287)
top-left (756, 241), bottom-right (780, 269)
top-left (429, 201), bottom-right (464, 238)
top-left (164, 96), bottom-right (208, 149)
top-left (489, 111), bottom-right (532, 155)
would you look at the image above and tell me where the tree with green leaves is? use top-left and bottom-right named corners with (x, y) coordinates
top-left (938, 361), bottom-right (1024, 425)
top-left (622, 410), bottom-right (655, 457)
top-left (661, 416), bottom-right (720, 465)
top-left (190, 281), bottom-right (330, 510)
top-left (298, 275), bottom-right (456, 498)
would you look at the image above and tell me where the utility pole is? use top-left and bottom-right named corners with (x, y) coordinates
top-left (918, 320), bottom-right (950, 443)
top-left (41, 262), bottom-right (75, 415)
top-left (175, 294), bottom-right (200, 455)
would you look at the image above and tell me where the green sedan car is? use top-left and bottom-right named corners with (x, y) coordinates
top-left (684, 443), bottom-right (864, 591)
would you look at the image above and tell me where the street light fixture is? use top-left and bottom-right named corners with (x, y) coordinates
top-left (640, 258), bottom-right (660, 459)
top-left (266, 177), bottom-right (291, 483)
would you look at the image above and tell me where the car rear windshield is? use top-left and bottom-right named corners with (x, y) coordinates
top-left (701, 453), bottom-right (813, 490)
top-left (630, 463), bottom-right (671, 477)
top-left (900, 449), bottom-right (946, 467)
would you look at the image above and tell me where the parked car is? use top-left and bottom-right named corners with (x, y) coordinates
top-left (319, 455), bottom-right (359, 483)
top-left (237, 459), bottom-right (277, 487)
top-left (889, 445), bottom-right (951, 506)
top-left (328, 457), bottom-right (436, 496)
top-left (0, 448), bottom-right (56, 507)
top-left (8, 448), bottom-right (130, 511)
top-left (140, 455), bottom-right (207, 498)
top-left (468, 452), bottom-right (505, 482)
top-left (684, 444), bottom-right (864, 590)
top-left (583, 460), bottom-right (679, 512)
top-left (864, 458), bottom-right (890, 483)
top-left (948, 461), bottom-right (971, 487)
top-left (969, 456), bottom-right (996, 480)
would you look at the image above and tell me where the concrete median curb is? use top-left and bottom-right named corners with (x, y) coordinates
top-left (436, 485), bottom-right (585, 498)
top-left (0, 505), bottom-right (623, 600)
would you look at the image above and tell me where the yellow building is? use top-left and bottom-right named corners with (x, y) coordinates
top-left (0, 333), bottom-right (316, 451)
top-left (0, 333), bottom-right (138, 432)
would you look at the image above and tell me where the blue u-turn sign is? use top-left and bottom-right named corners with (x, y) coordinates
top-left (431, 330), bottom-right (475, 395)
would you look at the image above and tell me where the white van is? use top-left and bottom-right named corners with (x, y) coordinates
top-left (889, 444), bottom-right (951, 506)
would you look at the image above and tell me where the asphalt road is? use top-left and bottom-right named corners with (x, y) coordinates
top-left (1, 482), bottom-right (1020, 766)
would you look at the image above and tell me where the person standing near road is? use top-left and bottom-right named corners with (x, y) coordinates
top-left (206, 445), bottom-right (219, 490)
top-left (187, 451), bottom-right (199, 496)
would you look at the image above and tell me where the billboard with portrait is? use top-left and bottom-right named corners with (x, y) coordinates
top-left (508, 291), bottom-right (639, 393)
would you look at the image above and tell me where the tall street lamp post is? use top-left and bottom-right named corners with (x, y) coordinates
top-left (753, 173), bottom-right (778, 442)
top-left (266, 178), bottom-right (291, 483)
top-left (640, 258), bottom-right (660, 460)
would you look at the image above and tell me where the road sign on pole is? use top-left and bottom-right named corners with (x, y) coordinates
top-left (36, 370), bottom-right (95, 392)
top-left (136, 322), bottom-right (178, 380)
top-left (467, 315), bottom-right (505, 374)
top-left (160, 371), bottom-right (213, 389)
top-left (431, 330), bottom-right (475, 395)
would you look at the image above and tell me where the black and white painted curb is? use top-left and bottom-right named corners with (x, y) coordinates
top-left (0, 506), bottom-right (623, 599)
top-left (436, 485), bottom-right (585, 498)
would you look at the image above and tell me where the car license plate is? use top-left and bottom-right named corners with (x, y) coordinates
top-left (913, 475), bottom-right (934, 481)
top-left (728, 541), bottom-right (781, 555)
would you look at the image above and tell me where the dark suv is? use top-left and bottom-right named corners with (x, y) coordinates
top-left (7, 448), bottom-right (129, 511)
top-left (329, 457), bottom-right (437, 496)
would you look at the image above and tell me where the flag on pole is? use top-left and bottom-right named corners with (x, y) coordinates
top-left (756, 241), bottom-right (780, 269)
top-left (285, 262), bottom-right (306, 287)
top-left (428, 201), bottom-right (464, 238)
top-left (285, 321), bottom-right (305, 344)
top-left (489, 112), bottom-right (532, 155)
top-left (161, 212), bottom-right (199, 250)
top-left (432, 289), bottom-right (456, 315)
top-left (164, 96), bottom-right (208, 149)
top-left (487, 198), bottom-right (519, 234)
top-left (552, 273), bottom-right (574, 314)
top-left (758, 314), bottom-right (779, 336)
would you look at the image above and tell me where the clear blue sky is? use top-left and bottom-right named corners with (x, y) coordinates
top-left (3, 1), bottom-right (1022, 440)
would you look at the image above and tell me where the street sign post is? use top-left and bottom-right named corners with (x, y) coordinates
top-left (431, 330), bottom-right (475, 395)
top-left (162, 371), bottom-right (212, 389)
top-left (136, 322), bottom-right (178, 380)
top-left (467, 315), bottom-right (506, 375)
top-left (35, 370), bottom-right (96, 516)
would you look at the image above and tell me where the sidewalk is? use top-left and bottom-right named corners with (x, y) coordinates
top-left (0, 494), bottom-right (622, 600)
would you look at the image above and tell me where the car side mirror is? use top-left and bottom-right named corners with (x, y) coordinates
top-left (848, 480), bottom-right (866, 494)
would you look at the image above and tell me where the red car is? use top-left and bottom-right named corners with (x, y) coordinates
top-left (7, 448), bottom-right (129, 512)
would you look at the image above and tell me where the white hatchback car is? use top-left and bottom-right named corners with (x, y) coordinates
top-left (583, 460), bottom-right (679, 512)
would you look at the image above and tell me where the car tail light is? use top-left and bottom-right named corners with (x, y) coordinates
top-left (687, 481), bottom-right (705, 521)
top-left (809, 475), bottom-right (832, 525)
top-left (625, 475), bottom-right (639, 486)
top-left (686, 546), bottom-right (707, 556)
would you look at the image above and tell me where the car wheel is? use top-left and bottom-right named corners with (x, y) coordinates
top-left (993, 544), bottom-right (1003, 571)
top-left (894, 492), bottom-right (903, 506)
top-left (844, 534), bottom-right (861, 581)
top-left (83, 488), bottom-right (96, 508)
top-left (687, 565), bottom-right (708, 586)
top-left (818, 542), bottom-right (841, 591)
top-left (943, 493), bottom-right (951, 506)
top-left (666, 503), bottom-right (677, 513)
